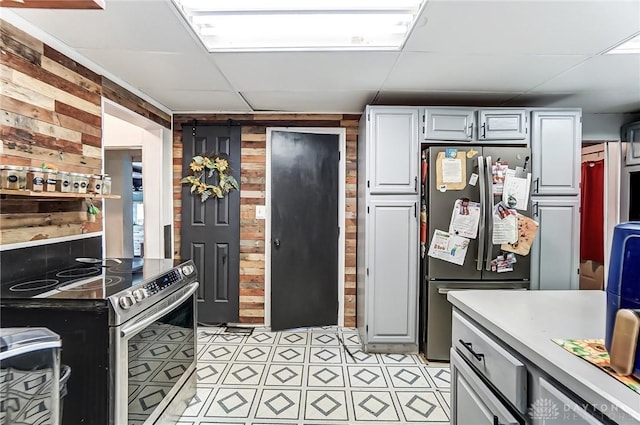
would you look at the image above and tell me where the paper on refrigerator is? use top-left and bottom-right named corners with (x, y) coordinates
top-left (492, 203), bottom-right (518, 244)
top-left (428, 229), bottom-right (470, 266)
top-left (502, 169), bottom-right (531, 210)
top-left (449, 199), bottom-right (481, 239)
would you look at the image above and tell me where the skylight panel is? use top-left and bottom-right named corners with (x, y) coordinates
top-left (171, 0), bottom-right (427, 52)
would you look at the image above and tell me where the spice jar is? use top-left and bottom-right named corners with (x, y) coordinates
top-left (43, 170), bottom-right (57, 192)
top-left (1, 166), bottom-right (25, 190)
top-left (70, 173), bottom-right (89, 194)
top-left (101, 175), bottom-right (112, 195)
top-left (56, 171), bottom-right (72, 193)
top-left (26, 167), bottom-right (45, 192)
top-left (88, 174), bottom-right (103, 194)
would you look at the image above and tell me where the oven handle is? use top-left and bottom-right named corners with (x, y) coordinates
top-left (120, 281), bottom-right (199, 339)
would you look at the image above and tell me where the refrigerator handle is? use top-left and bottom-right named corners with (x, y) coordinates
top-left (476, 155), bottom-right (485, 271)
top-left (485, 156), bottom-right (494, 271)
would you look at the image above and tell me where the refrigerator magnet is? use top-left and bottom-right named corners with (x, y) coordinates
top-left (438, 184), bottom-right (447, 192)
top-left (466, 149), bottom-right (478, 158)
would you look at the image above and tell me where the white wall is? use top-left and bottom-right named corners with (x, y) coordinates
top-left (583, 113), bottom-right (640, 140)
top-left (103, 111), bottom-right (168, 259)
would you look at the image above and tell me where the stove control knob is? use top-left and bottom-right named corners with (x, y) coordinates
top-left (182, 265), bottom-right (195, 276)
top-left (119, 293), bottom-right (135, 310)
top-left (133, 289), bottom-right (146, 302)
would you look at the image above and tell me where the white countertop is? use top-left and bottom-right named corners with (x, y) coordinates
top-left (448, 290), bottom-right (640, 425)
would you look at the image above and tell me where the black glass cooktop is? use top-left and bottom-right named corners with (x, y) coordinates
top-left (1, 258), bottom-right (181, 300)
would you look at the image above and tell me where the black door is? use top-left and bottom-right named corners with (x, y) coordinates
top-left (271, 130), bottom-right (339, 331)
top-left (181, 124), bottom-right (240, 324)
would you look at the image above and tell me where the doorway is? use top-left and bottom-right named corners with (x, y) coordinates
top-left (266, 128), bottom-right (346, 331)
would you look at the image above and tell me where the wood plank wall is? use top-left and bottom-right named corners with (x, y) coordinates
top-left (0, 20), bottom-right (103, 243)
top-left (173, 114), bottom-right (360, 327)
top-left (0, 18), bottom-right (171, 245)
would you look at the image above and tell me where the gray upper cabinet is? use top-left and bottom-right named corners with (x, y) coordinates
top-left (531, 110), bottom-right (582, 196)
top-left (366, 199), bottom-right (418, 346)
top-left (478, 109), bottom-right (528, 141)
top-left (368, 107), bottom-right (419, 194)
top-left (424, 108), bottom-right (475, 141)
top-left (622, 121), bottom-right (640, 165)
top-left (530, 197), bottom-right (580, 291)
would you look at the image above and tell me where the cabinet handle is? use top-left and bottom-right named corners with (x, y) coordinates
top-left (534, 177), bottom-right (539, 194)
top-left (481, 123), bottom-right (486, 139)
top-left (459, 339), bottom-right (485, 361)
top-left (414, 176), bottom-right (418, 192)
top-left (467, 124), bottom-right (473, 138)
top-left (533, 202), bottom-right (539, 217)
top-left (493, 415), bottom-right (504, 425)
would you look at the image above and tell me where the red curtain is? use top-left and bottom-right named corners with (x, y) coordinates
top-left (580, 160), bottom-right (604, 263)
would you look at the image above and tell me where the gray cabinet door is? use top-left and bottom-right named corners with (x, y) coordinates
top-left (624, 123), bottom-right (640, 165)
top-left (368, 107), bottom-right (419, 194)
top-left (531, 111), bottom-right (581, 196)
top-left (478, 109), bottom-right (527, 140)
top-left (530, 197), bottom-right (580, 291)
top-left (367, 198), bottom-right (418, 344)
top-left (451, 349), bottom-right (519, 425)
top-left (424, 108), bottom-right (475, 141)
top-left (536, 378), bottom-right (606, 425)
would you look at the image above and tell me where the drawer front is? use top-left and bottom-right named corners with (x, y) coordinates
top-left (452, 311), bottom-right (527, 413)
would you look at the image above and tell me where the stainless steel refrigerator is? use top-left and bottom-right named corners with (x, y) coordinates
top-left (422, 145), bottom-right (532, 360)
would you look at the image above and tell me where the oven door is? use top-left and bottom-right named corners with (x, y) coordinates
top-left (112, 281), bottom-right (198, 425)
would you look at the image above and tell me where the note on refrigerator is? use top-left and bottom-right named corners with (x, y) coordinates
top-left (449, 198), bottom-right (481, 239)
top-left (502, 169), bottom-right (531, 210)
top-left (428, 229), bottom-right (470, 266)
top-left (492, 203), bottom-right (518, 244)
top-left (442, 158), bottom-right (463, 183)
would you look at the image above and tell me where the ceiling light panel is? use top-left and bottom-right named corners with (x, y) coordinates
top-left (171, 0), bottom-right (426, 51)
top-left (605, 33), bottom-right (640, 54)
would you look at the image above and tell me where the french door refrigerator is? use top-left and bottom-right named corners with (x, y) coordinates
top-left (422, 145), bottom-right (532, 360)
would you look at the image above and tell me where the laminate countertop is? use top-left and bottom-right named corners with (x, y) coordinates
top-left (448, 290), bottom-right (640, 425)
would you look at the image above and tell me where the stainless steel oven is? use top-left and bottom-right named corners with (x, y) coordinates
top-left (112, 281), bottom-right (198, 425)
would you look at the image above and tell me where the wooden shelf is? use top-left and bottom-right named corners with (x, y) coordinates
top-left (0, 189), bottom-right (121, 199)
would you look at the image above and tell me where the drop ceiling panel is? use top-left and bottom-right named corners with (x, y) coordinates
top-left (14, 0), bottom-right (201, 53)
top-left (152, 89), bottom-right (251, 112)
top-left (505, 90), bottom-right (640, 114)
top-left (406, 0), bottom-right (640, 55)
top-left (213, 52), bottom-right (399, 91)
top-left (75, 48), bottom-right (232, 91)
top-left (374, 91), bottom-right (520, 106)
top-left (531, 55), bottom-right (640, 92)
top-left (241, 90), bottom-right (377, 113)
top-left (384, 52), bottom-right (587, 92)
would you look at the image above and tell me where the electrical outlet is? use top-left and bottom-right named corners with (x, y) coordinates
top-left (255, 205), bottom-right (266, 220)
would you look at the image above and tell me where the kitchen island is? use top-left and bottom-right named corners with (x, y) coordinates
top-left (448, 290), bottom-right (640, 425)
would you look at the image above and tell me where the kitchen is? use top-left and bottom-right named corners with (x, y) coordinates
top-left (0, 1), bottom-right (639, 424)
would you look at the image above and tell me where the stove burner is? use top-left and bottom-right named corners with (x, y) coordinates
top-left (10, 279), bottom-right (60, 292)
top-left (56, 267), bottom-right (101, 278)
top-left (57, 276), bottom-right (124, 291)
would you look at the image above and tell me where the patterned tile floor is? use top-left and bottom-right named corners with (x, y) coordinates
top-left (177, 326), bottom-right (450, 425)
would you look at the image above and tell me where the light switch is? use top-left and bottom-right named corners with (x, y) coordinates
top-left (255, 205), bottom-right (267, 220)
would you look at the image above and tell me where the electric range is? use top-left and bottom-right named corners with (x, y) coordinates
top-left (1, 258), bottom-right (199, 425)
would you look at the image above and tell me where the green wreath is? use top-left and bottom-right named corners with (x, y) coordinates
top-left (181, 154), bottom-right (239, 202)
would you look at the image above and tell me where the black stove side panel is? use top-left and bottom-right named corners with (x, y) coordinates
top-left (0, 236), bottom-right (102, 284)
top-left (1, 302), bottom-right (110, 425)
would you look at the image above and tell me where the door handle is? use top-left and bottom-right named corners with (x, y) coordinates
top-left (533, 202), bottom-right (539, 217)
top-left (534, 177), bottom-right (539, 194)
top-left (459, 339), bottom-right (485, 361)
top-left (493, 415), bottom-right (504, 425)
top-left (481, 123), bottom-right (486, 139)
top-left (274, 238), bottom-right (281, 248)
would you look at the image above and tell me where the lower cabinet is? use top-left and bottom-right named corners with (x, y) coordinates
top-left (451, 309), bottom-right (609, 425)
top-left (530, 196), bottom-right (580, 291)
top-left (359, 198), bottom-right (418, 351)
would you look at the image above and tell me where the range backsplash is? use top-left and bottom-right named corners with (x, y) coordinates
top-left (0, 236), bottom-right (102, 284)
